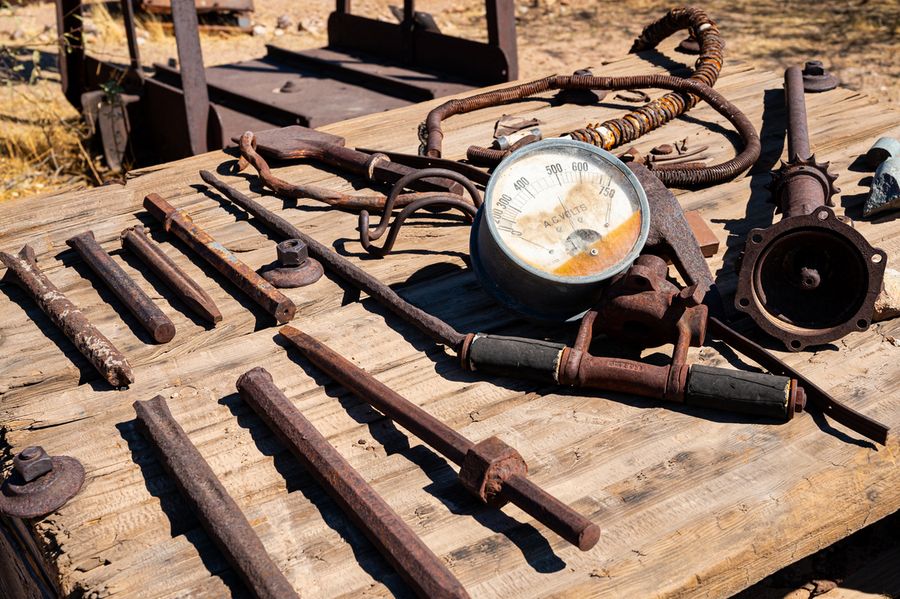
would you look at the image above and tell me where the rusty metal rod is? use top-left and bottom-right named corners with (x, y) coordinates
top-left (0, 244), bottom-right (134, 387)
top-left (66, 230), bottom-right (176, 343)
top-left (200, 172), bottom-right (465, 349)
top-left (785, 65), bottom-right (811, 161)
top-left (236, 367), bottom-right (470, 599)
top-left (133, 395), bottom-right (299, 599)
top-left (279, 326), bottom-right (600, 551)
top-left (121, 225), bottom-right (222, 325)
top-left (143, 193), bottom-right (296, 324)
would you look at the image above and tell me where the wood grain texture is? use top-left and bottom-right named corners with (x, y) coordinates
top-left (1, 43), bottom-right (900, 599)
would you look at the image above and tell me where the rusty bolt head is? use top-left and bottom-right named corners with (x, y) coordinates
top-left (276, 239), bottom-right (308, 267)
top-left (802, 61), bottom-right (825, 77)
top-left (14, 446), bottom-right (53, 483)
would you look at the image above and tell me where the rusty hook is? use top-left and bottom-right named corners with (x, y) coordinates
top-left (359, 168), bottom-right (483, 256)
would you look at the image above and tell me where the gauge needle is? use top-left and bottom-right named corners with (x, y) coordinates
top-left (556, 196), bottom-right (577, 233)
top-left (520, 237), bottom-right (554, 252)
top-left (605, 197), bottom-right (613, 228)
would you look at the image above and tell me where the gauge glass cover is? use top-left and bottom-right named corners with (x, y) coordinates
top-left (485, 139), bottom-right (649, 282)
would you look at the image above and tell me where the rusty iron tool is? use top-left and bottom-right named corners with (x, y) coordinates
top-left (143, 193), bottom-right (296, 324)
top-left (67, 230), bottom-right (176, 344)
top-left (461, 255), bottom-right (806, 421)
top-left (200, 174), bottom-right (467, 349)
top-left (235, 126), bottom-right (463, 195)
top-left (237, 367), bottom-right (470, 599)
top-left (279, 326), bottom-right (601, 552)
top-left (735, 66), bottom-right (886, 351)
top-left (133, 395), bottom-right (299, 599)
top-left (0, 446), bottom-right (85, 519)
top-left (258, 239), bottom-right (324, 289)
top-left (707, 317), bottom-right (890, 444)
top-left (0, 244), bottom-right (134, 387)
top-left (121, 225), bottom-right (222, 325)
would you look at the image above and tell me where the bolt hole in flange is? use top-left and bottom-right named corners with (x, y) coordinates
top-left (790, 339), bottom-right (802, 349)
top-left (751, 233), bottom-right (763, 243)
top-left (857, 319), bottom-right (869, 329)
top-left (738, 297), bottom-right (750, 307)
top-left (872, 253), bottom-right (884, 264)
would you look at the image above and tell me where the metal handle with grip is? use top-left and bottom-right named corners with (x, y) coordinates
top-left (463, 334), bottom-right (565, 383)
top-left (685, 365), bottom-right (799, 419)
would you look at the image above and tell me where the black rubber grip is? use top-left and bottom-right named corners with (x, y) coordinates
top-left (685, 365), bottom-right (792, 419)
top-left (466, 334), bottom-right (565, 383)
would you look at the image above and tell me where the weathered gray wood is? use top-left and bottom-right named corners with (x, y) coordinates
top-left (1, 45), bottom-right (899, 598)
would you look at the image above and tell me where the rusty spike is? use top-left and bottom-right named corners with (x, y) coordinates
top-left (143, 193), bottom-right (296, 324)
top-left (0, 244), bottom-right (134, 387)
top-left (67, 230), bottom-right (176, 343)
top-left (121, 225), bottom-right (222, 325)
top-left (237, 367), bottom-right (470, 599)
top-left (279, 326), bottom-right (600, 551)
top-left (133, 395), bottom-right (299, 599)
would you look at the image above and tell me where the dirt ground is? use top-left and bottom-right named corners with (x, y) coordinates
top-left (1, 2), bottom-right (899, 597)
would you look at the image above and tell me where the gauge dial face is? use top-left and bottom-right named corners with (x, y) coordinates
top-left (486, 140), bottom-right (649, 281)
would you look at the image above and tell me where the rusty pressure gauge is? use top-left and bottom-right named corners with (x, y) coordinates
top-left (470, 139), bottom-right (651, 321)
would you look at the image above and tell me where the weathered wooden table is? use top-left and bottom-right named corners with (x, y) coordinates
top-left (1, 49), bottom-right (899, 598)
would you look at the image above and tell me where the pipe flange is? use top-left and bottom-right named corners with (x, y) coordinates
top-left (258, 239), bottom-right (324, 288)
top-left (735, 206), bottom-right (887, 351)
top-left (769, 156), bottom-right (840, 209)
top-left (0, 451), bottom-right (85, 519)
top-left (260, 259), bottom-right (324, 288)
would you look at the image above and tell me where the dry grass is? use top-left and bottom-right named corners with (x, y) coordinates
top-left (0, 0), bottom-right (898, 203)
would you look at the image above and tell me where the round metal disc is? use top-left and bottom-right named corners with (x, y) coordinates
top-left (259, 258), bottom-right (324, 288)
top-left (0, 457), bottom-right (85, 519)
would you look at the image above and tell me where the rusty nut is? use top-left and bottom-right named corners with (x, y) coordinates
top-left (458, 436), bottom-right (527, 507)
top-left (13, 446), bottom-right (54, 483)
top-left (276, 239), bottom-right (308, 267)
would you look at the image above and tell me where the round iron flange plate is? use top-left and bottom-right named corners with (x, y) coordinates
top-left (734, 207), bottom-right (886, 351)
top-left (0, 456), bottom-right (85, 519)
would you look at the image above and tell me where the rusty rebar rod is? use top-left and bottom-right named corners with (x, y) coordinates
top-left (143, 193), bottom-right (296, 324)
top-left (67, 230), bottom-right (176, 343)
top-left (279, 326), bottom-right (601, 551)
top-left (121, 225), bottom-right (222, 325)
top-left (133, 395), bottom-right (299, 599)
top-left (200, 172), bottom-right (465, 349)
top-left (0, 244), bottom-right (134, 387)
top-left (236, 367), bottom-right (470, 599)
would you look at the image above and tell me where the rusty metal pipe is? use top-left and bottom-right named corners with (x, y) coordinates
top-left (200, 172), bottom-right (465, 349)
top-left (785, 66), bottom-right (812, 162)
top-left (279, 326), bottom-right (601, 551)
top-left (133, 395), bottom-right (299, 599)
top-left (0, 244), bottom-right (134, 387)
top-left (236, 367), bottom-right (470, 599)
top-left (121, 225), bottom-right (222, 325)
top-left (66, 230), bottom-right (176, 343)
top-left (143, 193), bottom-right (296, 324)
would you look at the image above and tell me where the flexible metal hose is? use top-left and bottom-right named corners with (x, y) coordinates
top-left (425, 7), bottom-right (751, 187)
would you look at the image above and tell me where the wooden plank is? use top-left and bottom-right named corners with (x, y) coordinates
top-left (1, 46), bottom-right (900, 598)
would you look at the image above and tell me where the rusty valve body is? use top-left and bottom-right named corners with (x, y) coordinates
top-left (735, 66), bottom-right (886, 351)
